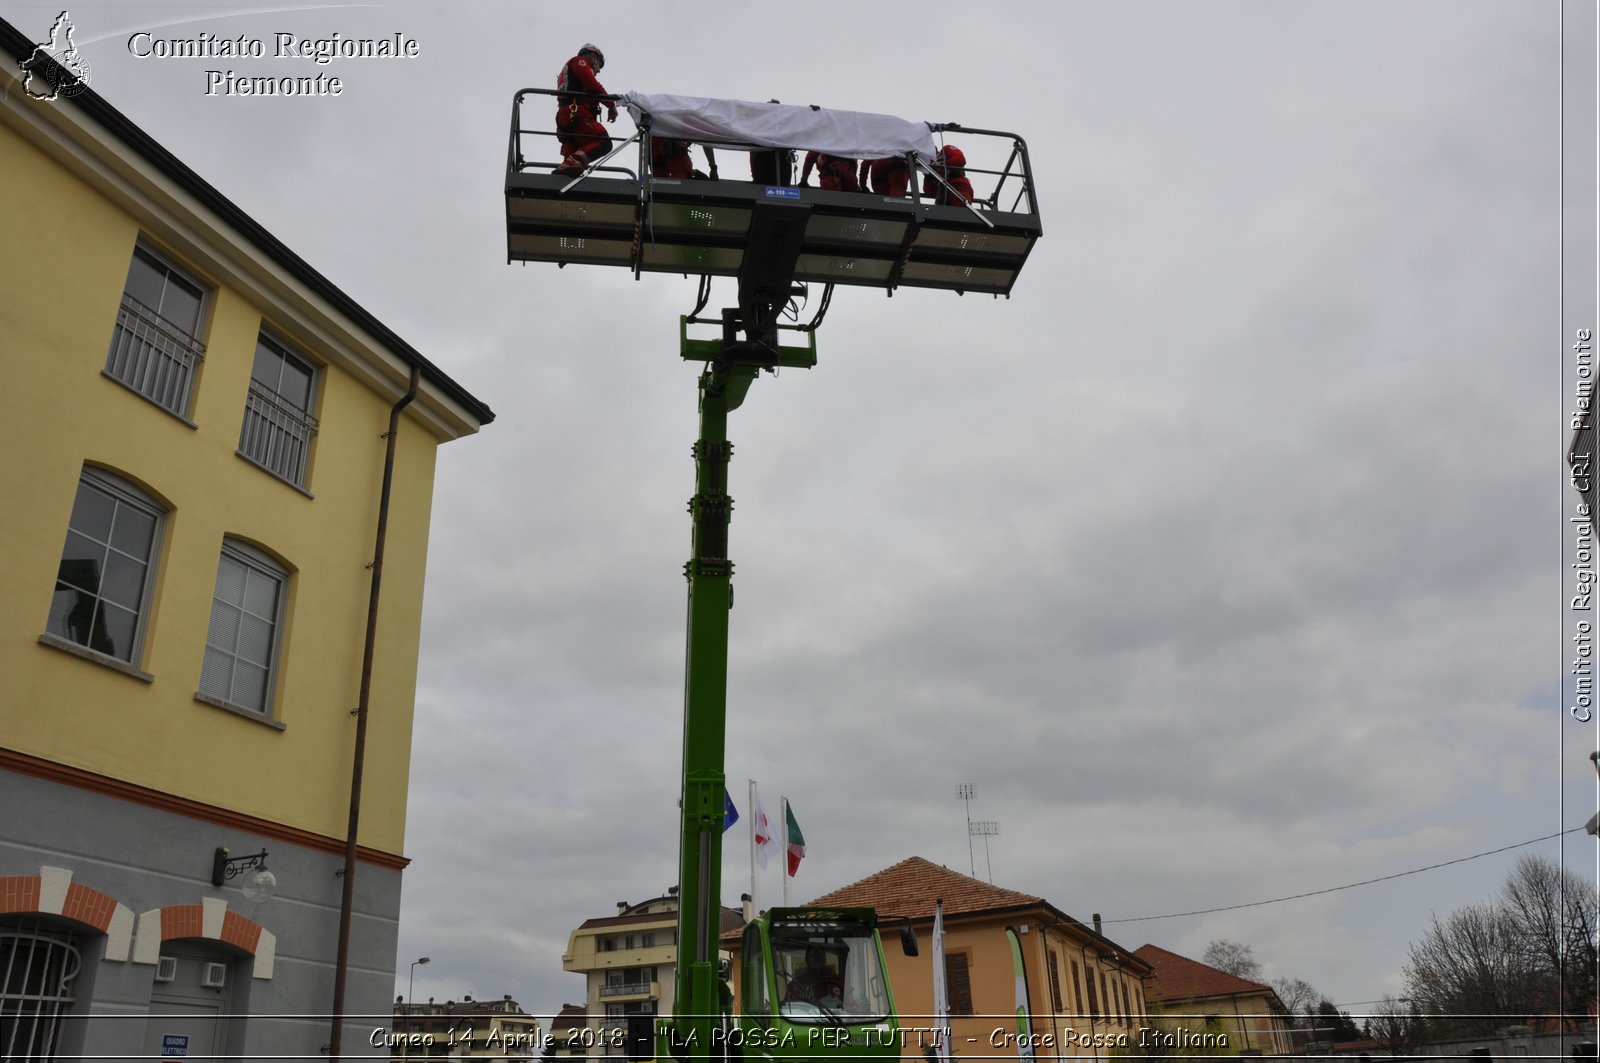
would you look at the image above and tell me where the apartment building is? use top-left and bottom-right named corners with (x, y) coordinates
top-left (0, 17), bottom-right (492, 1060)
top-left (563, 893), bottom-right (744, 1061)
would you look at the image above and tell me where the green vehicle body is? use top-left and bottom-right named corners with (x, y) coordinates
top-left (734, 907), bottom-right (912, 1063)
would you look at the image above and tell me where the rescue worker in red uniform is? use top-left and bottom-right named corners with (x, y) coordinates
top-left (651, 138), bottom-right (716, 180)
top-left (799, 151), bottom-right (861, 192)
top-left (923, 145), bottom-right (974, 206)
top-left (860, 156), bottom-right (911, 197)
top-left (554, 44), bottom-right (617, 176)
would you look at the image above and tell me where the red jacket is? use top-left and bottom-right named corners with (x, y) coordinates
top-left (862, 157), bottom-right (910, 197)
top-left (556, 54), bottom-right (608, 114)
top-left (801, 151), bottom-right (860, 192)
top-left (924, 172), bottom-right (974, 206)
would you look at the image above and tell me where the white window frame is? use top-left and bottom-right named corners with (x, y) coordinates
top-left (197, 539), bottom-right (289, 718)
top-left (238, 330), bottom-right (320, 489)
top-left (44, 467), bottom-right (164, 669)
top-left (104, 242), bottom-right (209, 419)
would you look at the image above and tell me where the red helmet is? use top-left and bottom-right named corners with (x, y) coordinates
top-left (936, 145), bottom-right (966, 169)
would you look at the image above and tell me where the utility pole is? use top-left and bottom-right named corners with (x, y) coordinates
top-left (956, 784), bottom-right (975, 876)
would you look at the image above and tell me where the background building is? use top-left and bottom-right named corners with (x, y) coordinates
top-left (795, 856), bottom-right (1154, 1060)
top-left (563, 893), bottom-right (743, 1061)
top-left (388, 994), bottom-right (542, 1060)
top-left (1133, 943), bottom-right (1294, 1056)
top-left (0, 20), bottom-right (491, 1060)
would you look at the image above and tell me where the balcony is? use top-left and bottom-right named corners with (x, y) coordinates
top-left (104, 294), bottom-right (205, 417)
top-left (599, 980), bottom-right (657, 1001)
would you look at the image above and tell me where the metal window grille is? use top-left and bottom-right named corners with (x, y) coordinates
top-left (104, 294), bottom-right (206, 416)
top-left (239, 379), bottom-right (319, 487)
top-left (0, 921), bottom-right (81, 1062)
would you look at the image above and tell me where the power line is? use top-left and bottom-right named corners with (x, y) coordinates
top-left (1100, 827), bottom-right (1585, 925)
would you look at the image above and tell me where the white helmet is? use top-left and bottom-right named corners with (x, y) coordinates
top-left (580, 43), bottom-right (605, 69)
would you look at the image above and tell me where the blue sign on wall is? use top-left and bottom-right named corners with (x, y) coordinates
top-left (763, 187), bottom-right (801, 200)
top-left (161, 1033), bottom-right (189, 1057)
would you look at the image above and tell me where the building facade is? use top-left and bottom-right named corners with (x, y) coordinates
top-left (1133, 944), bottom-right (1295, 1056)
top-left (798, 856), bottom-right (1155, 1061)
top-left (388, 995), bottom-right (543, 1060)
top-left (0, 18), bottom-right (492, 1060)
top-left (563, 893), bottom-right (744, 1061)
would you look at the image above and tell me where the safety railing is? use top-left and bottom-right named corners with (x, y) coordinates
top-left (508, 88), bottom-right (1039, 217)
top-left (506, 88), bottom-right (1042, 295)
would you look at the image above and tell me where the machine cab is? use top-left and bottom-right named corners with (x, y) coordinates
top-left (738, 907), bottom-right (913, 1062)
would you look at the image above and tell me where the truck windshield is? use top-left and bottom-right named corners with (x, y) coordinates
top-left (771, 924), bottom-right (890, 1025)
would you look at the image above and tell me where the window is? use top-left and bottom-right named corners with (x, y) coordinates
top-left (1047, 950), bottom-right (1063, 1012)
top-left (0, 917), bottom-right (82, 1061)
top-left (198, 540), bottom-right (287, 714)
top-left (943, 952), bottom-right (973, 1016)
top-left (1085, 962), bottom-right (1099, 1018)
top-left (1070, 959), bottom-right (1084, 1017)
top-left (45, 469), bottom-right (162, 665)
top-left (742, 926), bottom-right (770, 1023)
top-left (104, 245), bottom-right (208, 417)
top-left (238, 332), bottom-right (318, 488)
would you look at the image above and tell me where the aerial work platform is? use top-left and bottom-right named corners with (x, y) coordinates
top-left (505, 89), bottom-right (1042, 297)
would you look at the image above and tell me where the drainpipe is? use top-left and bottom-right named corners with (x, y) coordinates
top-left (329, 365), bottom-right (421, 1060)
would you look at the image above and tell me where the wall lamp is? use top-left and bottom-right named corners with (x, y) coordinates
top-left (212, 847), bottom-right (277, 902)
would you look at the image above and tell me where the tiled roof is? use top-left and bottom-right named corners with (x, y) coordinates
top-left (1133, 944), bottom-right (1277, 1004)
top-left (725, 857), bottom-right (1148, 973)
top-left (805, 856), bottom-right (1047, 920)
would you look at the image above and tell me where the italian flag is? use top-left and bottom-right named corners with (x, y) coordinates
top-left (784, 800), bottom-right (806, 877)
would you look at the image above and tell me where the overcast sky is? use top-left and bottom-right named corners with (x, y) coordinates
top-left (14, 0), bottom-right (1596, 1028)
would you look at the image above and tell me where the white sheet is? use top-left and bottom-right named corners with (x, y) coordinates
top-left (621, 91), bottom-right (935, 162)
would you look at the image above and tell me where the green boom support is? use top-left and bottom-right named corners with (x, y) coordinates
top-left (667, 200), bottom-right (820, 1061)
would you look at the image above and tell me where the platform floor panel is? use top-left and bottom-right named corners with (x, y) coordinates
top-left (506, 170), bottom-right (1041, 294)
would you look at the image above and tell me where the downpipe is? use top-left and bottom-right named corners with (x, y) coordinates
top-left (329, 365), bottom-right (421, 1059)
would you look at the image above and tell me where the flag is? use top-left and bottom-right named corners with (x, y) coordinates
top-left (1006, 926), bottom-right (1036, 1063)
top-left (723, 789), bottom-right (739, 833)
top-left (932, 900), bottom-right (952, 1063)
top-left (783, 800), bottom-right (806, 877)
top-left (751, 784), bottom-right (778, 869)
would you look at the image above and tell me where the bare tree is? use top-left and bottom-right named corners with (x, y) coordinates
top-left (1365, 994), bottom-right (1421, 1055)
top-left (1270, 976), bottom-right (1321, 1045)
top-left (1402, 855), bottom-right (1597, 1038)
top-left (1499, 854), bottom-right (1598, 1028)
top-left (1271, 977), bottom-right (1319, 1022)
top-left (1404, 901), bottom-right (1535, 1036)
top-left (1202, 939), bottom-right (1263, 982)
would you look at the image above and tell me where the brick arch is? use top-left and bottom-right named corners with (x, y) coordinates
top-left (134, 898), bottom-right (276, 980)
top-left (158, 903), bottom-right (262, 954)
top-left (0, 867), bottom-right (134, 961)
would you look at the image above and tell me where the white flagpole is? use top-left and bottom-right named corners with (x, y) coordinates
top-left (780, 797), bottom-right (791, 906)
top-left (933, 899), bottom-right (952, 1063)
top-left (748, 779), bottom-right (758, 913)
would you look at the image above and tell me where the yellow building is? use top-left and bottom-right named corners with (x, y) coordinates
top-left (0, 15), bottom-right (491, 1060)
top-left (563, 893), bottom-right (744, 1061)
top-left (1132, 944), bottom-right (1294, 1056)
top-left (778, 857), bottom-right (1155, 1061)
